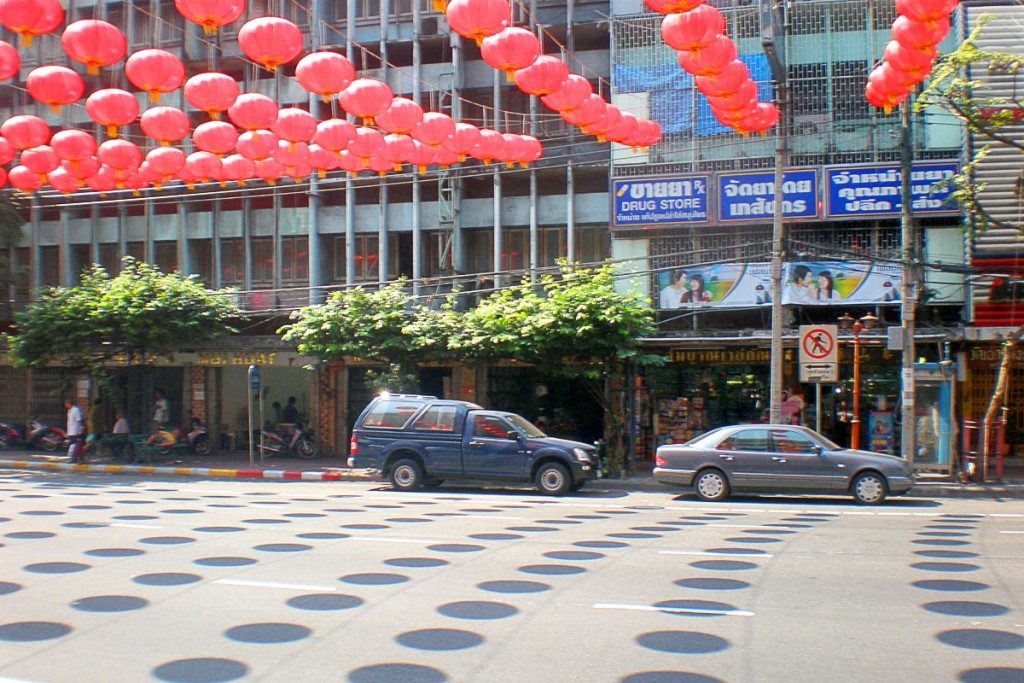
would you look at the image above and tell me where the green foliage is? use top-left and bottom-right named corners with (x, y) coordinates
top-left (3, 257), bottom-right (240, 372)
top-left (281, 262), bottom-right (662, 385)
top-left (918, 17), bottom-right (1024, 233)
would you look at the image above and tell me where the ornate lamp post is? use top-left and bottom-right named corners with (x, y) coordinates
top-left (838, 312), bottom-right (878, 450)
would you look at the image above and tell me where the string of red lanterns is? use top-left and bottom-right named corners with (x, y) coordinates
top-left (866, 0), bottom-right (958, 113)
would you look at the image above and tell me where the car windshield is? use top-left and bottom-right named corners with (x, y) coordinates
top-left (503, 413), bottom-right (546, 438)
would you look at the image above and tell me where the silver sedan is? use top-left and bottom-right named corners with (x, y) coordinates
top-left (654, 424), bottom-right (915, 505)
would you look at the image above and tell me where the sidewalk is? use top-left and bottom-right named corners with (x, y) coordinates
top-left (1, 449), bottom-right (1023, 499)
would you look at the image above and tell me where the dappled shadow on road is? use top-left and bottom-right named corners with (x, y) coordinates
top-left (369, 483), bottom-right (630, 499)
top-left (667, 492), bottom-right (942, 508)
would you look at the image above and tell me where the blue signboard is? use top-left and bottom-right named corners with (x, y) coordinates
top-left (718, 169), bottom-right (819, 222)
top-left (825, 162), bottom-right (959, 218)
top-left (612, 175), bottom-right (710, 227)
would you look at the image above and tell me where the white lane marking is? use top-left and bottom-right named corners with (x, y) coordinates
top-left (110, 523), bottom-right (162, 529)
top-left (999, 530), bottom-right (1024, 534)
top-left (345, 536), bottom-right (450, 545)
top-left (215, 579), bottom-right (337, 592)
top-left (991, 514), bottom-right (1024, 518)
top-left (702, 524), bottom-right (796, 529)
top-left (594, 602), bottom-right (754, 617)
top-left (659, 550), bottom-right (772, 558)
top-left (0, 676), bottom-right (45, 683)
top-left (458, 515), bottom-right (523, 521)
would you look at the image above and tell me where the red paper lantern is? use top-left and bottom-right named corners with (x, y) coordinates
top-left (366, 155), bottom-right (394, 176)
top-left (184, 73), bottom-right (240, 120)
top-left (347, 126), bottom-right (385, 166)
top-left (471, 128), bottom-right (505, 164)
top-left (50, 129), bottom-right (97, 163)
top-left (221, 153), bottom-right (256, 184)
top-left (865, 66), bottom-right (909, 113)
top-left (237, 17), bottom-right (303, 72)
top-left (514, 55), bottom-right (570, 96)
top-left (481, 27), bottom-right (541, 80)
top-left (274, 139), bottom-right (310, 170)
top-left (336, 151), bottom-right (364, 177)
top-left (140, 106), bottom-right (191, 147)
top-left (520, 135), bottom-right (542, 164)
top-left (61, 155), bottom-right (100, 179)
top-left (743, 102), bottom-right (780, 134)
top-left (408, 140), bottom-right (437, 174)
top-left (445, 0), bottom-right (511, 46)
top-left (561, 94), bottom-right (606, 128)
top-left (235, 129), bottom-right (278, 160)
top-left (174, 0), bottom-right (246, 35)
top-left (174, 165), bottom-right (198, 189)
top-left (606, 112), bottom-right (639, 145)
top-left (0, 0), bottom-right (63, 47)
top-left (891, 15), bottom-right (950, 50)
top-left (633, 119), bottom-right (663, 149)
top-left (712, 79), bottom-right (758, 110)
top-left (0, 135), bottom-right (13, 164)
top-left (296, 52), bottom-right (356, 102)
top-left (20, 145), bottom-right (58, 177)
top-left (86, 89), bottom-right (140, 138)
top-left (193, 120), bottom-right (239, 156)
top-left (313, 118), bottom-right (357, 153)
top-left (412, 112), bottom-right (456, 148)
top-left (8, 165), bottom-right (42, 192)
top-left (86, 166), bottom-right (118, 193)
top-left (380, 133), bottom-right (415, 172)
top-left (0, 115), bottom-right (50, 150)
top-left (375, 97), bottom-right (424, 135)
top-left (126, 49), bottom-right (186, 103)
top-left (307, 144), bottom-right (338, 177)
top-left (895, 0), bottom-right (959, 25)
top-left (272, 108), bottom-right (318, 147)
top-left (441, 122), bottom-right (483, 161)
top-left (497, 133), bottom-right (524, 168)
top-left (228, 93), bottom-right (279, 131)
top-left (97, 139), bottom-right (143, 173)
top-left (338, 78), bottom-right (394, 126)
top-left (586, 104), bottom-right (624, 142)
top-left (643, 0), bottom-right (704, 14)
top-left (694, 60), bottom-right (750, 97)
top-left (61, 20), bottom-right (127, 75)
top-left (146, 146), bottom-right (187, 176)
top-left (26, 66), bottom-right (85, 114)
top-left (255, 158), bottom-right (283, 185)
top-left (883, 40), bottom-right (935, 83)
top-left (677, 34), bottom-right (739, 77)
top-left (661, 5), bottom-right (725, 53)
top-left (47, 166), bottom-right (83, 194)
top-left (0, 39), bottom-right (18, 80)
top-left (185, 151), bottom-right (222, 183)
top-left (541, 74), bottom-right (593, 113)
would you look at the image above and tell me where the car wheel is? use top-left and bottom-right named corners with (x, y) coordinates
top-left (298, 439), bottom-right (318, 459)
top-left (694, 468), bottom-right (730, 502)
top-left (389, 458), bottom-right (424, 491)
top-left (536, 462), bottom-right (572, 496)
top-left (193, 434), bottom-right (211, 456)
top-left (851, 471), bottom-right (888, 505)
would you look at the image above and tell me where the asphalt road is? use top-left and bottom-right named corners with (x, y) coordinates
top-left (0, 473), bottom-right (1022, 683)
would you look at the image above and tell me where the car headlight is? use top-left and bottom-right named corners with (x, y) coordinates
top-left (572, 448), bottom-right (592, 462)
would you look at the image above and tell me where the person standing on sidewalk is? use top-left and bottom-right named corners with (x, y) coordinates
top-left (85, 397), bottom-right (106, 456)
top-left (152, 389), bottom-right (169, 434)
top-left (65, 398), bottom-right (85, 463)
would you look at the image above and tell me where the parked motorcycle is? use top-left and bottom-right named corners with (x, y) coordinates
top-left (259, 423), bottom-right (318, 459)
top-left (27, 419), bottom-right (68, 452)
top-left (187, 417), bottom-right (211, 456)
top-left (0, 421), bottom-right (26, 450)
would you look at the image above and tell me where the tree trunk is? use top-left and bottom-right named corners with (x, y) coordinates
top-left (979, 326), bottom-right (1023, 481)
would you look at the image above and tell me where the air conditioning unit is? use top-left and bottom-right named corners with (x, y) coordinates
top-left (420, 17), bottom-right (439, 36)
top-left (794, 114), bottom-right (829, 135)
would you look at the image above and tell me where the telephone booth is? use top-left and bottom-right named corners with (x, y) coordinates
top-left (911, 362), bottom-right (956, 473)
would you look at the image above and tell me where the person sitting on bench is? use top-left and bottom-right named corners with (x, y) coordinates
top-left (145, 426), bottom-right (181, 448)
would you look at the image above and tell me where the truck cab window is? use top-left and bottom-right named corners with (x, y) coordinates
top-left (473, 416), bottom-right (514, 439)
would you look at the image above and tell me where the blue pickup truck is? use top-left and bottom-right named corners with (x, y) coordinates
top-left (347, 394), bottom-right (601, 495)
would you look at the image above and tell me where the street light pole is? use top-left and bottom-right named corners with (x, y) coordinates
top-left (840, 312), bottom-right (878, 450)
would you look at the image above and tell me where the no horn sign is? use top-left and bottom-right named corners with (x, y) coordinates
top-left (799, 325), bottom-right (838, 382)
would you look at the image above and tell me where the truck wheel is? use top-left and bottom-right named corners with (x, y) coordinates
top-left (535, 462), bottom-right (572, 496)
top-left (389, 458), bottom-right (424, 491)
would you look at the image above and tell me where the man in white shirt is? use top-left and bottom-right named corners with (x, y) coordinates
top-left (65, 398), bottom-right (85, 463)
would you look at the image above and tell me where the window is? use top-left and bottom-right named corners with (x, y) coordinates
top-left (191, 239), bottom-right (213, 286)
top-left (771, 429), bottom-right (820, 454)
top-left (472, 415), bottom-right (515, 440)
top-left (251, 237), bottom-right (273, 285)
top-left (222, 238), bottom-right (245, 285)
top-left (154, 242), bottom-right (177, 274)
top-left (717, 429), bottom-right (769, 452)
top-left (329, 234), bottom-right (389, 282)
top-left (98, 243), bottom-right (120, 275)
top-left (281, 236), bottom-right (309, 285)
top-left (412, 405), bottom-right (459, 432)
top-left (361, 399), bottom-right (423, 429)
top-left (39, 246), bottom-right (59, 288)
top-left (126, 241), bottom-right (144, 262)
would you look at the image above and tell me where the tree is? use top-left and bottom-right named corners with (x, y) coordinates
top-left (0, 199), bottom-right (28, 322)
top-left (280, 280), bottom-right (432, 393)
top-left (3, 257), bottom-right (240, 374)
top-left (917, 20), bottom-right (1024, 480)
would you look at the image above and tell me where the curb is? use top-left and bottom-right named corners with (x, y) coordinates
top-left (0, 458), bottom-right (374, 482)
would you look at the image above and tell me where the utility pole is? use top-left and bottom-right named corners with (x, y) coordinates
top-left (762, 0), bottom-right (787, 424)
top-left (899, 99), bottom-right (917, 463)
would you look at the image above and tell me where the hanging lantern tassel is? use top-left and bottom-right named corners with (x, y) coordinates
top-left (433, 0), bottom-right (446, 11)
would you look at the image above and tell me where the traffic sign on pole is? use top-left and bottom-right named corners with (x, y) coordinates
top-left (799, 325), bottom-right (838, 382)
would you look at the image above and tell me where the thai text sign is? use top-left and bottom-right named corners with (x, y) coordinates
top-left (718, 169), bottom-right (819, 222)
top-left (825, 161), bottom-right (959, 218)
top-left (612, 175), bottom-right (710, 227)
